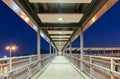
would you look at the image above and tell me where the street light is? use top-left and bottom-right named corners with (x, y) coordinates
top-left (5, 45), bottom-right (17, 72)
top-left (5, 45), bottom-right (17, 57)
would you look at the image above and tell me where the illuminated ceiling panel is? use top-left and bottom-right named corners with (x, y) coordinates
top-left (29, 0), bottom-right (92, 3)
top-left (37, 13), bottom-right (83, 23)
top-left (48, 30), bottom-right (73, 34)
top-left (51, 36), bottom-right (70, 38)
top-left (55, 42), bottom-right (66, 44)
top-left (53, 39), bottom-right (68, 41)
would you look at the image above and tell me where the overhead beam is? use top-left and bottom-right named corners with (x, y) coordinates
top-left (50, 34), bottom-right (71, 36)
top-left (47, 28), bottom-right (74, 31)
top-left (51, 36), bottom-right (70, 38)
top-left (52, 37), bottom-right (69, 39)
top-left (53, 40), bottom-right (68, 42)
top-left (29, 0), bottom-right (92, 3)
top-left (40, 23), bottom-right (80, 28)
top-left (53, 39), bottom-right (68, 41)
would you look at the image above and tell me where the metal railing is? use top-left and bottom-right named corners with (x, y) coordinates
top-left (65, 53), bottom-right (120, 79)
top-left (0, 54), bottom-right (55, 79)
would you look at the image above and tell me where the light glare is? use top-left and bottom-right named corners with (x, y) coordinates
top-left (6, 46), bottom-right (10, 50)
top-left (4, 56), bottom-right (7, 58)
top-left (11, 46), bottom-right (16, 50)
top-left (5, 46), bottom-right (17, 51)
top-left (59, 32), bottom-right (62, 34)
top-left (58, 18), bottom-right (63, 21)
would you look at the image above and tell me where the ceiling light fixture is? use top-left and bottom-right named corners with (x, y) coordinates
top-left (59, 32), bottom-right (62, 34)
top-left (59, 36), bottom-right (62, 38)
top-left (58, 18), bottom-right (63, 21)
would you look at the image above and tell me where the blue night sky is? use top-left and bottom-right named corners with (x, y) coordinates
top-left (0, 1), bottom-right (120, 57)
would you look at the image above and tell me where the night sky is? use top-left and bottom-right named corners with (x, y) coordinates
top-left (0, 1), bottom-right (120, 57)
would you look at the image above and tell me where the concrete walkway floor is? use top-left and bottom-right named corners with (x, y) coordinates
top-left (34, 56), bottom-right (84, 79)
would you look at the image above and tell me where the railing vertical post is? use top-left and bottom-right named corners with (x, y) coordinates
top-left (9, 58), bottom-right (12, 71)
top-left (1, 62), bottom-right (4, 74)
top-left (90, 56), bottom-right (94, 79)
top-left (80, 28), bottom-right (84, 71)
top-left (75, 50), bottom-right (77, 67)
top-left (115, 60), bottom-right (118, 79)
top-left (2, 61), bottom-right (4, 79)
top-left (111, 58), bottom-right (114, 79)
top-left (8, 58), bottom-right (12, 78)
top-left (28, 56), bottom-right (32, 76)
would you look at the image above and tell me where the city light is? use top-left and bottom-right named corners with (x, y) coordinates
top-left (5, 46), bottom-right (10, 50)
top-left (5, 45), bottom-right (17, 57)
top-left (6, 46), bottom-right (17, 50)
top-left (4, 56), bottom-right (7, 58)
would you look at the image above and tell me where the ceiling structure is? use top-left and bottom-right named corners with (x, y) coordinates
top-left (3, 0), bottom-right (118, 51)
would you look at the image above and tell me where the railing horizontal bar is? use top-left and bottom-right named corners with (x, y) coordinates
top-left (65, 54), bottom-right (120, 75)
top-left (0, 54), bottom-right (55, 77)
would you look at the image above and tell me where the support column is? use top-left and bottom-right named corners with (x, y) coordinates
top-left (37, 28), bottom-right (41, 70)
top-left (80, 28), bottom-right (84, 71)
top-left (54, 47), bottom-right (55, 54)
top-left (53, 47), bottom-right (54, 54)
top-left (55, 48), bottom-right (56, 55)
top-left (49, 42), bottom-right (51, 55)
top-left (70, 44), bottom-right (72, 55)
top-left (64, 49), bottom-right (66, 54)
top-left (63, 50), bottom-right (65, 56)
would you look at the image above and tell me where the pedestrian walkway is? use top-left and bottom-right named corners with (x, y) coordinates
top-left (33, 56), bottom-right (85, 79)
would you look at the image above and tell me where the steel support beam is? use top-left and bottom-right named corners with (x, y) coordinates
top-left (49, 42), bottom-right (52, 55)
top-left (37, 28), bottom-right (41, 70)
top-left (80, 28), bottom-right (84, 71)
top-left (37, 28), bottom-right (41, 60)
top-left (40, 23), bottom-right (79, 28)
top-left (70, 44), bottom-right (72, 54)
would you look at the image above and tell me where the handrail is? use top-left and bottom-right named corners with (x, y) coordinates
top-left (65, 54), bottom-right (120, 79)
top-left (0, 54), bottom-right (55, 78)
top-left (0, 55), bottom-right (37, 61)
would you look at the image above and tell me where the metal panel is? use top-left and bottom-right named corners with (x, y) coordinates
top-left (37, 13), bottom-right (83, 23)
top-left (51, 36), bottom-right (70, 38)
top-left (53, 39), bottom-right (68, 41)
top-left (48, 30), bottom-right (73, 34)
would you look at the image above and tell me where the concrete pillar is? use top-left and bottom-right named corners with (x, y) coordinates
top-left (80, 28), bottom-right (84, 71)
